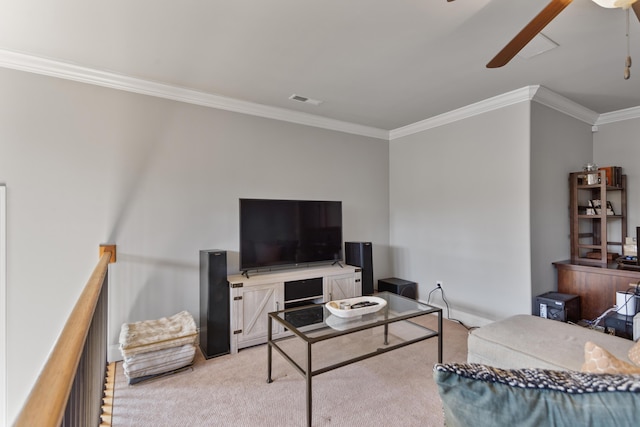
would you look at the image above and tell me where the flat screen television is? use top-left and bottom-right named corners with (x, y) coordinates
top-left (239, 199), bottom-right (343, 272)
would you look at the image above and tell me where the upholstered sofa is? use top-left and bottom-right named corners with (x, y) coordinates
top-left (467, 314), bottom-right (637, 370)
top-left (434, 314), bottom-right (640, 426)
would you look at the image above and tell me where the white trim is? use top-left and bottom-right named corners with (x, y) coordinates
top-left (389, 85), bottom-right (601, 140)
top-left (2, 49), bottom-right (640, 142)
top-left (595, 105), bottom-right (640, 126)
top-left (0, 185), bottom-right (6, 427)
top-left (531, 86), bottom-right (600, 124)
top-left (108, 344), bottom-right (122, 363)
top-left (417, 299), bottom-right (494, 329)
top-left (390, 86), bottom-right (538, 140)
top-left (0, 49), bottom-right (389, 141)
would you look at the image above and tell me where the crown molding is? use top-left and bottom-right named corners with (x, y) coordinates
top-left (0, 49), bottom-right (389, 140)
top-left (389, 85), bottom-right (603, 140)
top-left (3, 49), bottom-right (639, 141)
top-left (596, 105), bottom-right (640, 126)
top-left (389, 86), bottom-right (537, 140)
top-left (530, 85), bottom-right (600, 124)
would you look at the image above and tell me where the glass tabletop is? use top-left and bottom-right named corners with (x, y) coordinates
top-left (271, 291), bottom-right (440, 342)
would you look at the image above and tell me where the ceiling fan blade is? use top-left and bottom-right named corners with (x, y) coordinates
top-left (633, 2), bottom-right (640, 22)
top-left (487, 0), bottom-right (573, 68)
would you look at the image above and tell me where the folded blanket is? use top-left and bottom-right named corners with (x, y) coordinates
top-left (124, 344), bottom-right (196, 379)
top-left (119, 311), bottom-right (197, 357)
top-left (123, 343), bottom-right (196, 373)
top-left (124, 356), bottom-right (195, 381)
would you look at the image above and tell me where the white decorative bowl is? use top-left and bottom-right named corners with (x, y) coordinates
top-left (326, 314), bottom-right (368, 331)
top-left (325, 296), bottom-right (387, 318)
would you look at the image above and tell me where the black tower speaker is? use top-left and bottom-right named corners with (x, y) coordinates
top-left (345, 242), bottom-right (373, 295)
top-left (199, 250), bottom-right (230, 359)
top-left (378, 278), bottom-right (417, 300)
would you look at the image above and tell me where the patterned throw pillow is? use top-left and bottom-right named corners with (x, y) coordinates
top-left (582, 341), bottom-right (640, 374)
top-left (629, 339), bottom-right (640, 367)
top-left (433, 363), bottom-right (640, 427)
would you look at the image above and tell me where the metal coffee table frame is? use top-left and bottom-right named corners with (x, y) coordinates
top-left (266, 292), bottom-right (442, 427)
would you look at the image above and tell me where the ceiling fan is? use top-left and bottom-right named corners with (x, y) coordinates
top-left (450, 0), bottom-right (640, 74)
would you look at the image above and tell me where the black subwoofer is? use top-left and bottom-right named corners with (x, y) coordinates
top-left (377, 277), bottom-right (417, 300)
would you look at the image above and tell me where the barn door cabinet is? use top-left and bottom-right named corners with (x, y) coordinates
top-left (228, 264), bottom-right (361, 353)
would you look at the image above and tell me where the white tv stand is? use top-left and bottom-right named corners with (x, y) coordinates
top-left (228, 264), bottom-right (362, 353)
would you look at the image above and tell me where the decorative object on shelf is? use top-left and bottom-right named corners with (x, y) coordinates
top-left (589, 199), bottom-right (616, 215)
top-left (624, 236), bottom-right (637, 256)
top-left (583, 162), bottom-right (600, 185)
top-left (599, 166), bottom-right (623, 187)
top-left (607, 201), bottom-right (615, 215)
top-left (325, 296), bottom-right (386, 318)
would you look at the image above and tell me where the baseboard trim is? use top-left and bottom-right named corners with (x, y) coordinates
top-left (418, 299), bottom-right (494, 329)
top-left (108, 344), bottom-right (123, 363)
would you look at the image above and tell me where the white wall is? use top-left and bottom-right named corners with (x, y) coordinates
top-left (593, 117), bottom-right (640, 233)
top-left (529, 103), bottom-right (593, 304)
top-left (0, 67), bottom-right (390, 424)
top-left (389, 103), bottom-right (532, 324)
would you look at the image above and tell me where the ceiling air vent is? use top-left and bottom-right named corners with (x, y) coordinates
top-left (289, 94), bottom-right (323, 106)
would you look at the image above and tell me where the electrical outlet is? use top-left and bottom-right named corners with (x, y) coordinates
top-left (436, 281), bottom-right (443, 288)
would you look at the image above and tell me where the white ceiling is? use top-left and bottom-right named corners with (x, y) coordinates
top-left (2, 0), bottom-right (640, 131)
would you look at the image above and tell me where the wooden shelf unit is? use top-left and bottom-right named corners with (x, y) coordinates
top-left (569, 170), bottom-right (627, 265)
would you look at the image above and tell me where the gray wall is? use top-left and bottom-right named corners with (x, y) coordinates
top-left (593, 117), bottom-right (640, 233)
top-left (529, 103), bottom-right (593, 303)
top-left (389, 101), bottom-right (596, 325)
top-left (389, 103), bottom-right (533, 323)
top-left (0, 67), bottom-right (390, 423)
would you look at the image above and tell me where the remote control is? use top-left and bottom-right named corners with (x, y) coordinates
top-left (350, 301), bottom-right (379, 309)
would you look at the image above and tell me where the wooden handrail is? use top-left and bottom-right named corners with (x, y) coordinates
top-left (13, 248), bottom-right (114, 427)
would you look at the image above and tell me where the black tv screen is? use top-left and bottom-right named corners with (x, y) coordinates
top-left (240, 199), bottom-right (343, 271)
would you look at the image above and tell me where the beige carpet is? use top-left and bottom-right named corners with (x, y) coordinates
top-left (111, 315), bottom-right (469, 426)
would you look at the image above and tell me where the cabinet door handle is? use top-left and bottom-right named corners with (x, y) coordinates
top-left (329, 293), bottom-right (332, 301)
top-left (276, 301), bottom-right (280, 311)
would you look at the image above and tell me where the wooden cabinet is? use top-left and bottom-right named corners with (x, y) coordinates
top-left (554, 260), bottom-right (640, 320)
top-left (228, 264), bottom-right (362, 353)
top-left (325, 272), bottom-right (362, 301)
top-left (231, 282), bottom-right (285, 353)
top-left (569, 170), bottom-right (626, 264)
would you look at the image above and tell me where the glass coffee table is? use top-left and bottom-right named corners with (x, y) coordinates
top-left (266, 291), bottom-right (442, 427)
